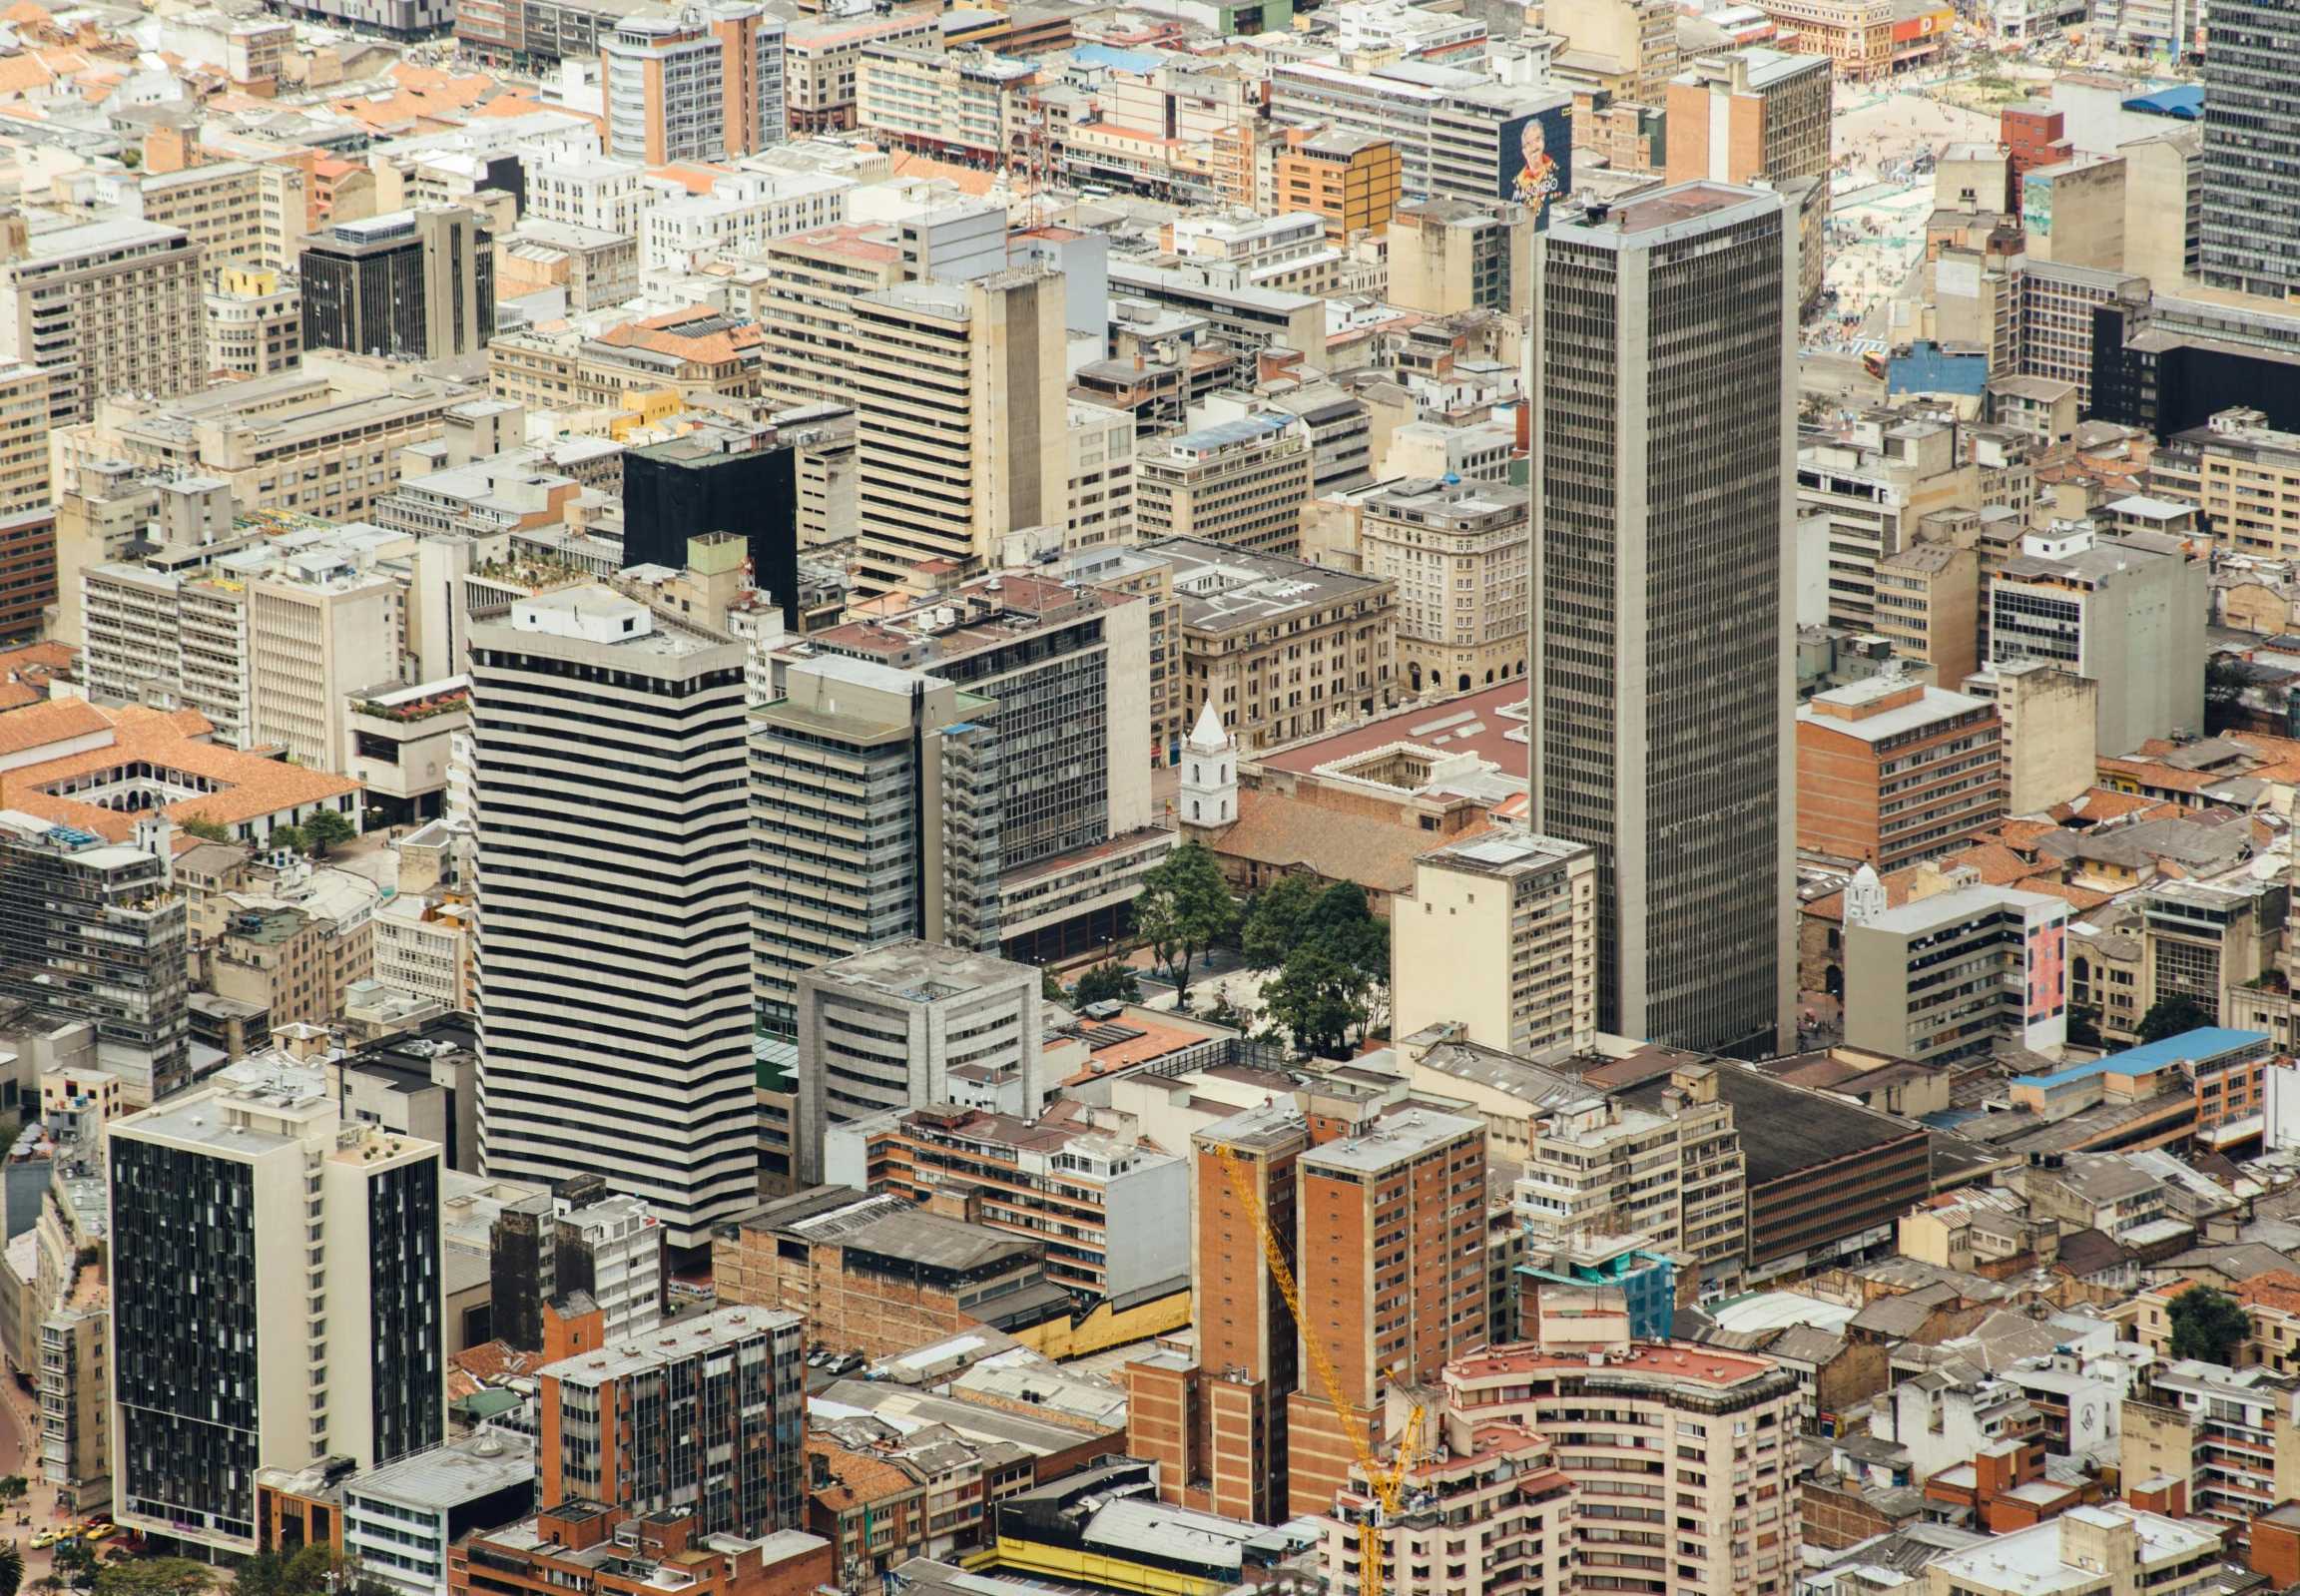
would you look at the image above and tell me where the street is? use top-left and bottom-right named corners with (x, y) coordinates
top-left (1800, 351), bottom-right (1885, 404)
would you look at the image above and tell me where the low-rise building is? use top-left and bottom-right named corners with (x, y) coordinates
top-left (1844, 881), bottom-right (2069, 1064)
top-left (1133, 415), bottom-right (1313, 556)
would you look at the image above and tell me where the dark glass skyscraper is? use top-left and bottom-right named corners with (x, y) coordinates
top-left (2199, 0), bottom-right (2300, 298)
top-left (1528, 183), bottom-right (1797, 1057)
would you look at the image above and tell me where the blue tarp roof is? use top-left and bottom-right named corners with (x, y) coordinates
top-left (1070, 42), bottom-right (1165, 72)
top-left (2012, 1026), bottom-right (2270, 1088)
top-left (2123, 85), bottom-right (2204, 119)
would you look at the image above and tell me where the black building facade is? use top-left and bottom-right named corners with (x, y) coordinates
top-left (621, 427), bottom-right (800, 626)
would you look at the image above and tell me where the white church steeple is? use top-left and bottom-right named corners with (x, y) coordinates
top-left (1180, 702), bottom-right (1235, 828)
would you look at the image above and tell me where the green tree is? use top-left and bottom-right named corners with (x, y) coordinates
top-left (2136, 994), bottom-right (2215, 1043)
top-left (1306, 881), bottom-right (1389, 1044)
top-left (92, 1564), bottom-right (210, 1596)
top-left (1040, 965), bottom-right (1067, 1004)
top-left (1132, 841), bottom-right (1236, 1004)
top-left (0, 1540), bottom-right (22, 1596)
top-left (0, 1477), bottom-right (26, 1506)
top-left (301, 809), bottom-right (357, 857)
top-left (2066, 1004), bottom-right (2103, 1049)
top-left (1072, 961), bottom-right (1141, 1006)
top-left (1240, 871), bottom-right (1321, 971)
top-left (266, 825), bottom-right (309, 856)
top-left (50, 1541), bottom-right (94, 1594)
top-left (2168, 1284), bottom-right (2250, 1363)
top-left (179, 816), bottom-right (231, 843)
top-left (1260, 942), bottom-right (1365, 1060)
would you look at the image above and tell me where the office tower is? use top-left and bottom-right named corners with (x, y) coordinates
top-left (621, 419), bottom-right (800, 626)
top-left (0, 812), bottom-right (188, 1102)
top-left (769, 571), bottom-right (1157, 964)
top-left (1528, 182), bottom-right (1796, 1056)
top-left (1664, 48), bottom-right (1832, 187)
top-left (794, 940), bottom-right (1043, 1185)
top-left (1844, 883), bottom-right (2069, 1063)
top-left (109, 1061), bottom-right (443, 1555)
top-left (1795, 676), bottom-right (2005, 870)
top-left (601, 3), bottom-right (786, 166)
top-left (0, 358), bottom-right (50, 641)
top-left (1989, 527), bottom-right (2206, 756)
top-left (2198, 0), bottom-right (2300, 298)
top-left (470, 586), bottom-right (757, 1248)
top-left (0, 219), bottom-right (203, 426)
top-left (851, 267), bottom-right (1068, 592)
top-left (535, 1305), bottom-right (806, 1536)
top-left (749, 656), bottom-right (1002, 1034)
top-left (1125, 1102), bottom-right (1307, 1526)
top-left (756, 226), bottom-right (904, 409)
top-left (1284, 1089), bottom-right (1486, 1520)
top-left (299, 208), bottom-right (495, 363)
top-left (1266, 68), bottom-right (1573, 207)
top-left (1391, 830), bottom-right (1598, 1056)
top-left (1133, 415), bottom-right (1314, 554)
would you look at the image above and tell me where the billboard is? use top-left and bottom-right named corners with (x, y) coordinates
top-left (1496, 105), bottom-right (1572, 225)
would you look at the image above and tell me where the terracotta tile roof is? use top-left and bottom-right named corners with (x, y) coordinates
top-left (806, 1439), bottom-right (919, 1512)
top-left (0, 54), bottom-right (57, 96)
top-left (0, 2), bottom-right (47, 21)
top-left (0, 696), bottom-right (109, 754)
top-left (2238, 1269), bottom-right (2300, 1315)
top-left (885, 151), bottom-right (1001, 195)
top-left (648, 161), bottom-right (731, 195)
top-left (452, 1339), bottom-right (550, 1381)
top-left (1212, 789), bottom-right (1483, 897)
top-left (0, 703), bottom-right (357, 840)
top-left (2047, 789), bottom-right (2182, 824)
top-left (1800, 838), bottom-right (2057, 921)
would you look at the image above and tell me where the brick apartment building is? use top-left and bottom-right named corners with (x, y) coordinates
top-left (1795, 675), bottom-right (2005, 871)
top-left (449, 1503), bottom-right (831, 1596)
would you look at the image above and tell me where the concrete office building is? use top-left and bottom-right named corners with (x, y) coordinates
top-left (1266, 64), bottom-right (1571, 206)
top-left (1360, 477), bottom-right (1528, 695)
top-left (299, 209), bottom-right (494, 364)
top-left (748, 656), bottom-right (1002, 1035)
top-left (601, 2), bottom-right (786, 166)
top-left (535, 1305), bottom-right (805, 1535)
top-left (2198, 0), bottom-right (2300, 299)
top-left (1527, 182), bottom-right (1797, 1055)
top-left (1796, 676), bottom-right (2005, 871)
top-left (774, 571), bottom-right (1159, 965)
top-left (0, 220), bottom-right (204, 426)
top-left (755, 225), bottom-right (903, 411)
top-left (340, 1434), bottom-right (537, 1596)
top-left (795, 940), bottom-right (1045, 1186)
top-left (851, 268), bottom-right (1068, 593)
top-left (1844, 882), bottom-right (2069, 1063)
top-left (138, 161), bottom-right (302, 275)
top-left (470, 587), bottom-right (757, 1249)
top-left (1988, 525), bottom-right (2206, 756)
top-left (1132, 415), bottom-right (1313, 556)
top-left (1391, 829), bottom-right (1598, 1060)
top-left (1386, 200), bottom-right (1525, 315)
top-left (109, 1060), bottom-right (444, 1555)
top-left (206, 266), bottom-right (303, 377)
top-left (1664, 48), bottom-right (1831, 188)
top-left (0, 811), bottom-right (188, 1104)
top-left (0, 359), bottom-right (50, 641)
top-left (1872, 538), bottom-right (1980, 687)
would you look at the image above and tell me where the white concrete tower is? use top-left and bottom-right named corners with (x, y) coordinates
top-left (1180, 701), bottom-right (1236, 828)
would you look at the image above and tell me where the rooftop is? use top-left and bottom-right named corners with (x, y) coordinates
top-left (540, 1306), bottom-right (803, 1387)
top-left (2011, 1027), bottom-right (2270, 1088)
top-left (346, 1431), bottom-right (535, 1510)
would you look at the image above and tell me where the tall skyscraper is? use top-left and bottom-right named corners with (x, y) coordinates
top-left (621, 419), bottom-right (801, 628)
top-left (109, 1059), bottom-right (443, 1556)
top-left (2198, 0), bottom-right (2300, 298)
top-left (471, 586), bottom-right (757, 1248)
top-left (851, 267), bottom-right (1069, 593)
top-left (1527, 183), bottom-right (1797, 1056)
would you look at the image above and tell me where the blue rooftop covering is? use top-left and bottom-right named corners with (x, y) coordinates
top-left (2012, 1026), bottom-right (2271, 1088)
top-left (2123, 85), bottom-right (2204, 119)
top-left (1069, 42), bottom-right (1165, 72)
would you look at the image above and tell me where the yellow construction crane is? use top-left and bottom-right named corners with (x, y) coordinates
top-left (1210, 1139), bottom-right (1422, 1596)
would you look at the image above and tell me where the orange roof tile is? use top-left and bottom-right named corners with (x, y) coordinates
top-left (885, 150), bottom-right (1001, 196)
top-left (648, 161), bottom-right (731, 195)
top-left (0, 54), bottom-right (57, 96)
top-left (0, 703), bottom-right (358, 841)
top-left (0, 2), bottom-right (47, 21)
top-left (2239, 1269), bottom-right (2300, 1314)
top-left (0, 696), bottom-right (109, 754)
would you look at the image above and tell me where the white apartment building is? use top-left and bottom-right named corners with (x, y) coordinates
top-left (471, 586), bottom-right (757, 1248)
top-left (233, 539), bottom-right (408, 772)
top-left (0, 360), bottom-right (47, 516)
top-left (0, 220), bottom-right (205, 425)
top-left (553, 1190), bottom-right (664, 1344)
top-left (109, 1058), bottom-right (445, 1555)
top-left (1922, 1504), bottom-right (2220, 1596)
top-left (601, 4), bottom-right (785, 166)
top-left (643, 171), bottom-right (853, 272)
top-left (524, 157), bottom-right (656, 236)
top-left (373, 892), bottom-right (472, 1011)
top-left (339, 1432), bottom-right (536, 1596)
top-left (206, 266), bottom-right (303, 377)
top-left (136, 161), bottom-right (304, 273)
top-left (794, 940), bottom-right (1046, 1186)
top-left (856, 44), bottom-right (1035, 165)
top-left (82, 563), bottom-right (256, 746)
top-left (1169, 211), bottom-right (1344, 295)
top-left (1512, 1096), bottom-right (1689, 1250)
top-left (1393, 830), bottom-right (1597, 1057)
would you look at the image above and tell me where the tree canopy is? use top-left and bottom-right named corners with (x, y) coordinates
top-left (2136, 994), bottom-right (2215, 1043)
top-left (1131, 842), bottom-right (1236, 1003)
top-left (94, 1563), bottom-right (212, 1596)
top-left (1072, 961), bottom-right (1141, 1007)
top-left (1250, 876), bottom-right (1390, 1058)
top-left (2167, 1284), bottom-right (2249, 1363)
